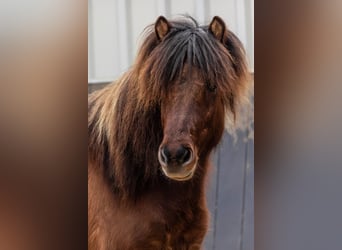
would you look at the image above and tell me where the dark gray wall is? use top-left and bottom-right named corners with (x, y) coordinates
top-left (204, 131), bottom-right (254, 250)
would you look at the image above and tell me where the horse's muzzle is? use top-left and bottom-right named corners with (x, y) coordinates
top-left (158, 144), bottom-right (198, 181)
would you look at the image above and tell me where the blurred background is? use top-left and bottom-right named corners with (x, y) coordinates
top-left (88, 1), bottom-right (254, 250)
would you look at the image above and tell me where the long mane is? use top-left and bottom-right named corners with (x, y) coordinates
top-left (88, 16), bottom-right (249, 198)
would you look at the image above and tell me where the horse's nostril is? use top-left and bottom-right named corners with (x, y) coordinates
top-left (159, 145), bottom-right (192, 165)
top-left (176, 146), bottom-right (192, 164)
top-left (161, 147), bottom-right (171, 162)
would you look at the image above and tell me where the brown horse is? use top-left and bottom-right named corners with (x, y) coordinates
top-left (88, 15), bottom-right (249, 250)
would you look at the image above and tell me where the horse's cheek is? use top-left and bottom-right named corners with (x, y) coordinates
top-left (197, 128), bottom-right (208, 146)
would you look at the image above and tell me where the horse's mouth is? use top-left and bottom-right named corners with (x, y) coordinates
top-left (161, 166), bottom-right (196, 181)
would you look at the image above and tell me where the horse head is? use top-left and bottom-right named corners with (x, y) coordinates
top-left (142, 16), bottom-right (249, 181)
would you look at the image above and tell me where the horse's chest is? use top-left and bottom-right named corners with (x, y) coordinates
top-left (89, 167), bottom-right (207, 249)
top-left (124, 203), bottom-right (207, 250)
top-left (90, 199), bottom-right (207, 250)
top-left (124, 221), bottom-right (202, 249)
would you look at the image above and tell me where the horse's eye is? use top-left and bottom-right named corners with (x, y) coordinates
top-left (206, 82), bottom-right (217, 93)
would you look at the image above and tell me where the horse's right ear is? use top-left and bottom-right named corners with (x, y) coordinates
top-left (209, 16), bottom-right (226, 42)
top-left (155, 16), bottom-right (171, 40)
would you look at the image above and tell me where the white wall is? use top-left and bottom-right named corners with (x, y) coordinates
top-left (88, 0), bottom-right (254, 83)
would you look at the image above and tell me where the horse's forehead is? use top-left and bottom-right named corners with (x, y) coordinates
top-left (179, 64), bottom-right (203, 80)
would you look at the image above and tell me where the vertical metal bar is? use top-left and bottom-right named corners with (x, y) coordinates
top-left (194, 0), bottom-right (205, 24)
top-left (114, 0), bottom-right (120, 76)
top-left (156, 0), bottom-right (166, 17)
top-left (236, 0), bottom-right (247, 43)
top-left (204, 0), bottom-right (210, 23)
top-left (115, 0), bottom-right (129, 73)
top-left (88, 0), bottom-right (95, 80)
top-left (239, 131), bottom-right (250, 250)
top-left (212, 145), bottom-right (221, 250)
top-left (233, 0), bottom-right (238, 30)
top-left (165, 0), bottom-right (171, 18)
top-left (126, 0), bottom-right (133, 64)
top-left (244, 0), bottom-right (254, 71)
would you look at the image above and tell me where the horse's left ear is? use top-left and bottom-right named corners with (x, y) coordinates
top-left (210, 16), bottom-right (248, 82)
top-left (155, 16), bottom-right (171, 40)
top-left (209, 16), bottom-right (226, 42)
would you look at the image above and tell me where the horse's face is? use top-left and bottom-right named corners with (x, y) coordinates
top-left (158, 69), bottom-right (225, 181)
top-left (150, 15), bottom-right (247, 181)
